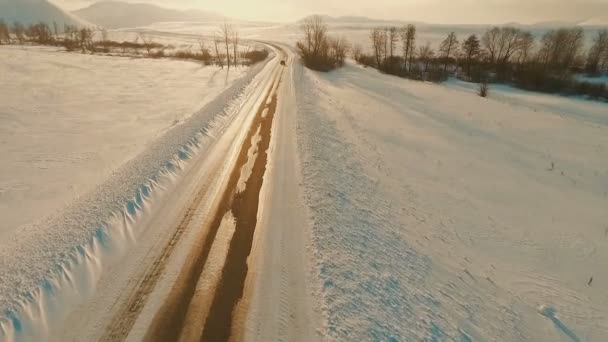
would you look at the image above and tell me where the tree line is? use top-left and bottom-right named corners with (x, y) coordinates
top-left (0, 20), bottom-right (269, 67)
top-left (357, 24), bottom-right (608, 100)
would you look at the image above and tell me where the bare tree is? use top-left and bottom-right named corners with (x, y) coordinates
top-left (383, 27), bottom-right (389, 65)
top-left (586, 29), bottom-right (608, 74)
top-left (462, 34), bottom-right (480, 78)
top-left (537, 27), bottom-right (585, 74)
top-left (329, 36), bottom-right (350, 67)
top-left (12, 22), bottom-right (25, 44)
top-left (400, 24), bottom-right (416, 72)
top-left (515, 31), bottom-right (534, 65)
top-left (482, 27), bottom-right (528, 68)
top-left (0, 20), bottom-right (9, 45)
top-left (418, 42), bottom-right (434, 72)
top-left (213, 34), bottom-right (224, 68)
top-left (296, 15), bottom-right (347, 71)
top-left (440, 32), bottom-right (458, 73)
top-left (370, 27), bottom-right (385, 67)
top-left (481, 27), bottom-right (500, 64)
top-left (388, 26), bottom-right (398, 59)
top-left (79, 27), bottom-right (93, 52)
top-left (352, 43), bottom-right (363, 60)
top-left (231, 27), bottom-right (239, 66)
top-left (26, 22), bottom-right (53, 44)
top-left (139, 33), bottom-right (155, 55)
top-left (220, 22), bottom-right (232, 68)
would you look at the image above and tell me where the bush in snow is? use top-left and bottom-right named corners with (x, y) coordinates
top-left (296, 15), bottom-right (349, 72)
top-left (479, 81), bottom-right (489, 97)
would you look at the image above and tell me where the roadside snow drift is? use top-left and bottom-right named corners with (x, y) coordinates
top-left (295, 62), bottom-right (608, 341)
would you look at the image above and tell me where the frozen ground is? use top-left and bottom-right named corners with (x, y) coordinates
top-left (294, 61), bottom-right (608, 341)
top-left (0, 45), bottom-right (246, 236)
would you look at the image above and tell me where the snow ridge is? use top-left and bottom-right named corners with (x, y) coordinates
top-left (0, 60), bottom-right (268, 341)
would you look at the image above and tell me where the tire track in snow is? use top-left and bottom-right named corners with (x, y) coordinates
top-left (142, 49), bottom-right (285, 342)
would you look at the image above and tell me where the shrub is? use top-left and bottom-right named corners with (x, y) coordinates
top-left (243, 49), bottom-right (269, 64)
top-left (479, 81), bottom-right (489, 97)
top-left (296, 16), bottom-right (349, 72)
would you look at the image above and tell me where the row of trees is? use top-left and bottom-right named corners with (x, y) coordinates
top-left (0, 20), bottom-right (269, 67)
top-left (357, 24), bottom-right (608, 99)
top-left (296, 16), bottom-right (350, 71)
top-left (0, 19), bottom-right (104, 53)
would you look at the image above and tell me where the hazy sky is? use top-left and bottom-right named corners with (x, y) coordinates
top-left (54, 0), bottom-right (608, 24)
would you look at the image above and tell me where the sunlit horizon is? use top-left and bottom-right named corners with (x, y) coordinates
top-left (50, 0), bottom-right (608, 25)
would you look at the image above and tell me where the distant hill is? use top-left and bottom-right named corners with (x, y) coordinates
top-left (578, 16), bottom-right (608, 27)
top-left (0, 0), bottom-right (86, 26)
top-left (73, 1), bottom-right (225, 29)
top-left (299, 14), bottom-right (406, 25)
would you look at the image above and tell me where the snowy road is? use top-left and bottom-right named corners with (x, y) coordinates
top-left (0, 43), bottom-right (298, 341)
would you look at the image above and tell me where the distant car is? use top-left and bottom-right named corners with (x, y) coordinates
top-left (280, 60), bottom-right (286, 66)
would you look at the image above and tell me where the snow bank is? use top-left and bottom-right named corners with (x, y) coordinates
top-left (0, 45), bottom-right (267, 341)
top-left (295, 62), bottom-right (608, 340)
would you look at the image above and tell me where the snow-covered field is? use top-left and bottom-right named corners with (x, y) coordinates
top-left (0, 46), bottom-right (246, 236)
top-left (294, 61), bottom-right (608, 341)
top-left (0, 45), bottom-right (258, 340)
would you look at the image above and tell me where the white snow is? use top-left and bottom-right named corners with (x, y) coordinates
top-left (294, 61), bottom-right (608, 341)
top-left (0, 44), bottom-right (260, 340)
top-left (0, 45), bottom-right (246, 237)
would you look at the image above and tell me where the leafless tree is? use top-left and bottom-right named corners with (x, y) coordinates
top-left (12, 22), bottom-right (25, 44)
top-left (482, 27), bottom-right (529, 67)
top-left (383, 27), bottom-right (389, 65)
top-left (297, 15), bottom-right (347, 71)
top-left (231, 28), bottom-right (239, 66)
top-left (400, 24), bottom-right (416, 71)
top-left (352, 43), bottom-right (363, 60)
top-left (462, 34), bottom-right (480, 77)
top-left (586, 29), bottom-right (608, 74)
top-left (329, 36), bottom-right (350, 67)
top-left (418, 42), bottom-right (434, 72)
top-left (139, 33), bottom-right (155, 55)
top-left (0, 20), bottom-right (9, 45)
top-left (26, 22), bottom-right (53, 44)
top-left (388, 26), bottom-right (398, 59)
top-left (537, 28), bottom-right (584, 74)
top-left (481, 27), bottom-right (500, 64)
top-left (220, 22), bottom-right (232, 68)
top-left (79, 27), bottom-right (93, 52)
top-left (515, 31), bottom-right (534, 65)
top-left (440, 32), bottom-right (458, 73)
top-left (370, 27), bottom-right (385, 67)
top-left (213, 34), bottom-right (224, 68)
